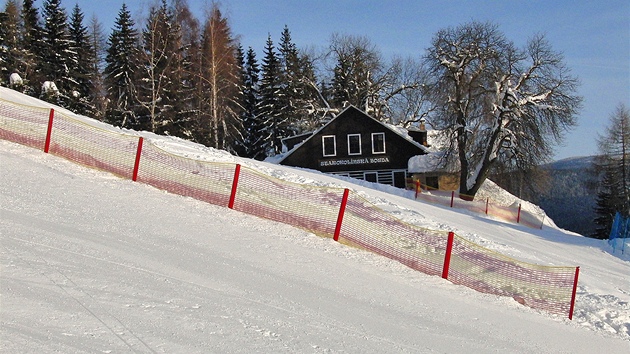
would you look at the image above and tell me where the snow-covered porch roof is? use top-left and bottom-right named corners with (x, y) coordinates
top-left (408, 151), bottom-right (458, 174)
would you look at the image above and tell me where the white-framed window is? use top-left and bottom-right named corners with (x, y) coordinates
top-left (322, 135), bottom-right (336, 157)
top-left (347, 134), bottom-right (362, 155)
top-left (371, 132), bottom-right (386, 154)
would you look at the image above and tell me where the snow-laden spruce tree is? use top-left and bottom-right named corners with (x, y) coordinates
top-left (18, 0), bottom-right (44, 96)
top-left (259, 34), bottom-right (287, 156)
top-left (40, 0), bottom-right (73, 105)
top-left (103, 3), bottom-right (140, 129)
top-left (277, 26), bottom-right (323, 135)
top-left (68, 4), bottom-right (97, 116)
top-left (424, 21), bottom-right (582, 199)
top-left (593, 104), bottom-right (630, 238)
top-left (0, 1), bottom-right (20, 88)
top-left (277, 26), bottom-right (299, 137)
top-left (238, 46), bottom-right (267, 160)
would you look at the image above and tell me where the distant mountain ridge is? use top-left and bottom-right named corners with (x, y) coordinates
top-left (538, 156), bottom-right (597, 236)
top-left (546, 156), bottom-right (595, 170)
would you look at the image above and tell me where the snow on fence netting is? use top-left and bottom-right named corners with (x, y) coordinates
top-left (0, 97), bottom-right (579, 319)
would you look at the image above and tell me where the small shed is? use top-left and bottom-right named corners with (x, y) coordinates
top-left (278, 105), bottom-right (428, 188)
top-left (408, 151), bottom-right (460, 191)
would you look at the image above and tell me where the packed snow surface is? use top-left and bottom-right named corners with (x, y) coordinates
top-left (0, 87), bottom-right (629, 352)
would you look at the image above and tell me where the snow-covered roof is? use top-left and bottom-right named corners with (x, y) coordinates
top-left (408, 151), bottom-right (457, 173)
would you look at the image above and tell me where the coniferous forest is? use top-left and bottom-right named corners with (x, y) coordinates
top-left (0, 0), bottom-right (431, 159)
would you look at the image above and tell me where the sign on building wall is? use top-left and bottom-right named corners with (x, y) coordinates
top-left (319, 156), bottom-right (391, 167)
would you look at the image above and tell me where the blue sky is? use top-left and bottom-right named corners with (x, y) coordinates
top-left (33, 0), bottom-right (629, 161)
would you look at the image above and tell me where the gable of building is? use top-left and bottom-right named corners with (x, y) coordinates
top-left (279, 105), bottom-right (427, 173)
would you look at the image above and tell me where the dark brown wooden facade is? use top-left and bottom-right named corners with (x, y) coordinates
top-left (279, 106), bottom-right (427, 188)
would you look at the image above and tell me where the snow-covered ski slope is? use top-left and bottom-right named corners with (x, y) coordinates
top-left (1, 87), bottom-right (628, 352)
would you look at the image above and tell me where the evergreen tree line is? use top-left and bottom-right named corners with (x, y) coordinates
top-left (591, 104), bottom-right (630, 239)
top-left (0, 0), bottom-right (429, 159)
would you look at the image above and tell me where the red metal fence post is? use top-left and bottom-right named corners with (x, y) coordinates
top-left (228, 164), bottom-right (241, 209)
top-left (132, 137), bottom-right (143, 181)
top-left (485, 198), bottom-right (489, 215)
top-left (442, 232), bottom-right (455, 279)
top-left (334, 189), bottom-right (350, 242)
top-left (44, 108), bottom-right (54, 153)
top-left (569, 266), bottom-right (580, 320)
top-left (517, 203), bottom-right (522, 224)
top-left (415, 180), bottom-right (420, 199)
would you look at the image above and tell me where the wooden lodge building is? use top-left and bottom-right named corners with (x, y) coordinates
top-left (278, 106), bottom-right (430, 188)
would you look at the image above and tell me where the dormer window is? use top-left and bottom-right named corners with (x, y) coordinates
top-left (348, 134), bottom-right (361, 155)
top-left (371, 132), bottom-right (385, 154)
top-left (322, 135), bottom-right (336, 157)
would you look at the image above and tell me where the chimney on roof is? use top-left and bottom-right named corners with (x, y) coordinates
top-left (407, 120), bottom-right (428, 147)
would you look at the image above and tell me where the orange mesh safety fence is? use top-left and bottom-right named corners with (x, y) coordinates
top-left (483, 201), bottom-right (545, 229)
top-left (416, 188), bottom-right (454, 207)
top-left (232, 167), bottom-right (345, 237)
top-left (0, 98), bottom-right (50, 149)
top-left (415, 184), bottom-right (545, 229)
top-left (48, 111), bottom-right (139, 179)
top-left (517, 208), bottom-right (546, 229)
top-left (0, 97), bottom-right (578, 318)
top-left (339, 192), bottom-right (450, 276)
top-left (452, 193), bottom-right (488, 215)
top-left (337, 191), bottom-right (575, 317)
top-left (447, 234), bottom-right (577, 316)
top-left (486, 201), bottom-right (519, 223)
top-left (136, 142), bottom-right (234, 207)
